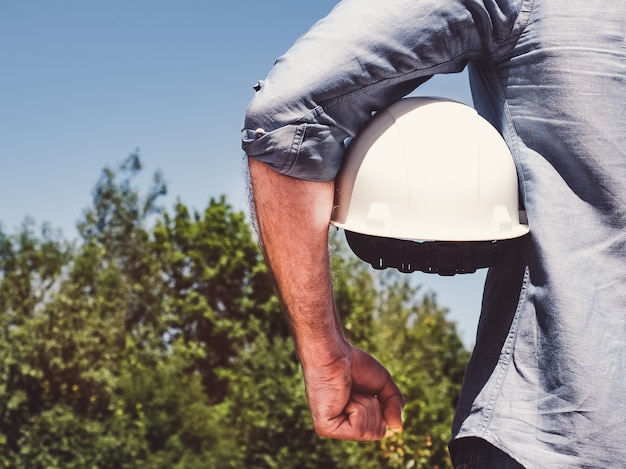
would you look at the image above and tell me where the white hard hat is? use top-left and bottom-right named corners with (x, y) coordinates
top-left (331, 97), bottom-right (529, 275)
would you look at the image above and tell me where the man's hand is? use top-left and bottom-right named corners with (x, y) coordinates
top-left (302, 345), bottom-right (404, 441)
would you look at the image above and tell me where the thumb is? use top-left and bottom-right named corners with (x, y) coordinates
top-left (378, 379), bottom-right (405, 432)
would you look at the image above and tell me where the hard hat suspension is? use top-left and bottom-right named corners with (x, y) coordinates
top-left (345, 230), bottom-right (517, 276)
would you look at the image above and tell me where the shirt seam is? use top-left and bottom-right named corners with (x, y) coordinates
top-left (284, 123), bottom-right (307, 175)
top-left (478, 264), bottom-right (531, 434)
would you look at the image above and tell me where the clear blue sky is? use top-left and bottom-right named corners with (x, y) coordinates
top-left (0, 1), bottom-right (485, 347)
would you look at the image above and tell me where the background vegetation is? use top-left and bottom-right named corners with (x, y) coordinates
top-left (0, 155), bottom-right (469, 468)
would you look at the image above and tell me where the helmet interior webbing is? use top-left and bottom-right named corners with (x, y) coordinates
top-left (344, 230), bottom-right (524, 276)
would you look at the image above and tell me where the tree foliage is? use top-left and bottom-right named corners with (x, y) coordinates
top-left (0, 154), bottom-right (470, 468)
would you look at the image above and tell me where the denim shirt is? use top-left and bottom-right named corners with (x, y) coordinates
top-left (242, 1), bottom-right (626, 467)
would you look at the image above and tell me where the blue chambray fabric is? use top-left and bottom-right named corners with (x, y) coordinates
top-left (242, 1), bottom-right (626, 467)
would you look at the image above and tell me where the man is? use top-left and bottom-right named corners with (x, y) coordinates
top-left (242, 0), bottom-right (626, 467)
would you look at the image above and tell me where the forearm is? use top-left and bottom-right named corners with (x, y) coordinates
top-left (248, 157), bottom-right (404, 439)
top-left (247, 158), bottom-right (349, 366)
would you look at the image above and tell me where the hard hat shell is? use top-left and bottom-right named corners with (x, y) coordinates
top-left (331, 97), bottom-right (529, 241)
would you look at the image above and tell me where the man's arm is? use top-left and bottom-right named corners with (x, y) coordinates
top-left (248, 157), bottom-right (404, 441)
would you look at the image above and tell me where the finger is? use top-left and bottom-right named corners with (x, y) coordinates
top-left (343, 393), bottom-right (387, 440)
top-left (377, 378), bottom-right (405, 431)
top-left (314, 397), bottom-right (384, 440)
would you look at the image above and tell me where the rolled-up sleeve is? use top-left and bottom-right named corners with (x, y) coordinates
top-left (242, 0), bottom-right (524, 181)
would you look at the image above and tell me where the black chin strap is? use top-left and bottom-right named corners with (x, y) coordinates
top-left (344, 231), bottom-right (522, 276)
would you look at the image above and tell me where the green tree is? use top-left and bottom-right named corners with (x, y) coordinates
top-left (151, 195), bottom-right (285, 405)
top-left (0, 222), bottom-right (73, 466)
top-left (0, 154), bottom-right (470, 468)
top-left (370, 272), bottom-right (469, 469)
